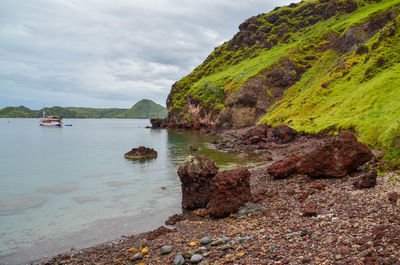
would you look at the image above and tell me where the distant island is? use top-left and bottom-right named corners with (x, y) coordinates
top-left (0, 99), bottom-right (167, 119)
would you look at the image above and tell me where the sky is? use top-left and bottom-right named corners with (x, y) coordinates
top-left (0, 0), bottom-right (297, 109)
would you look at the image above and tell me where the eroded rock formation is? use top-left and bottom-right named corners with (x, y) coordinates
top-left (124, 146), bottom-right (158, 159)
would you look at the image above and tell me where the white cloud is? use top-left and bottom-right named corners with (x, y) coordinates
top-left (0, 0), bottom-right (297, 109)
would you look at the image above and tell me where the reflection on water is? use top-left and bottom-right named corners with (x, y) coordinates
top-left (0, 119), bottom-right (257, 265)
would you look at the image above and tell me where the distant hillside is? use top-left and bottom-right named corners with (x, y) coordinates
top-left (0, 99), bottom-right (167, 119)
top-left (116, 99), bottom-right (167, 118)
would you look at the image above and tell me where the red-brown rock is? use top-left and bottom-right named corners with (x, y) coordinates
top-left (353, 171), bottom-right (377, 189)
top-left (177, 155), bottom-right (218, 210)
top-left (147, 226), bottom-right (174, 240)
top-left (268, 132), bottom-right (373, 178)
top-left (267, 155), bottom-right (300, 179)
top-left (206, 167), bottom-right (251, 218)
top-left (303, 203), bottom-right (317, 217)
top-left (124, 146), bottom-right (157, 159)
top-left (388, 192), bottom-right (399, 203)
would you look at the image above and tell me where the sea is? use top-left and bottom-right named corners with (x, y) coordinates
top-left (0, 118), bottom-right (250, 265)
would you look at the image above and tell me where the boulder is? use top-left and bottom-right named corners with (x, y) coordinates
top-left (353, 171), bottom-right (377, 189)
top-left (268, 132), bottom-right (373, 178)
top-left (270, 125), bottom-right (297, 144)
top-left (206, 167), bottom-right (251, 217)
top-left (177, 155), bottom-right (218, 209)
top-left (124, 146), bottom-right (157, 159)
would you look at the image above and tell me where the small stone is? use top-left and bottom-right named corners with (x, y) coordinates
top-left (183, 250), bottom-right (195, 259)
top-left (341, 246), bottom-right (351, 255)
top-left (131, 252), bottom-right (143, 261)
top-left (174, 253), bottom-right (185, 265)
top-left (200, 236), bottom-right (211, 245)
top-left (190, 254), bottom-right (203, 263)
top-left (210, 237), bottom-right (229, 246)
top-left (335, 254), bottom-right (343, 260)
top-left (237, 252), bottom-right (245, 257)
top-left (388, 192), bottom-right (399, 203)
top-left (303, 203), bottom-right (317, 217)
top-left (300, 230), bottom-right (308, 237)
top-left (128, 247), bottom-right (138, 253)
top-left (235, 236), bottom-right (254, 243)
top-left (141, 247), bottom-right (149, 255)
top-left (160, 245), bottom-right (173, 255)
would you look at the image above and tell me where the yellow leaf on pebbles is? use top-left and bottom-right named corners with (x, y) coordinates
top-left (189, 241), bottom-right (197, 247)
top-left (128, 248), bottom-right (138, 253)
top-left (237, 252), bottom-right (245, 257)
top-left (141, 247), bottom-right (149, 255)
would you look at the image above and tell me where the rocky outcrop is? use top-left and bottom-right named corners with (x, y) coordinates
top-left (124, 146), bottom-right (157, 159)
top-left (177, 155), bottom-right (219, 209)
top-left (150, 117), bottom-right (168, 129)
top-left (206, 168), bottom-right (251, 218)
top-left (216, 60), bottom-right (303, 129)
top-left (333, 10), bottom-right (397, 53)
top-left (177, 156), bottom-right (251, 217)
top-left (267, 132), bottom-right (373, 178)
top-left (241, 124), bottom-right (297, 145)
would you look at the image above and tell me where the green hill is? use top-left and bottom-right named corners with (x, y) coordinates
top-left (166, 0), bottom-right (400, 148)
top-left (116, 99), bottom-right (167, 118)
top-left (0, 99), bottom-right (166, 119)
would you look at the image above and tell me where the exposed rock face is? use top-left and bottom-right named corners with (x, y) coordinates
top-left (124, 146), bottom-right (157, 159)
top-left (177, 156), bottom-right (251, 217)
top-left (353, 171), bottom-right (377, 189)
top-left (150, 117), bottom-right (168, 129)
top-left (333, 10), bottom-right (397, 53)
top-left (216, 60), bottom-right (303, 129)
top-left (267, 132), bottom-right (373, 178)
top-left (206, 168), bottom-right (251, 218)
top-left (177, 155), bottom-right (218, 209)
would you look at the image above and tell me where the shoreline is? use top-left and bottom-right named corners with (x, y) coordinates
top-left (42, 126), bottom-right (400, 264)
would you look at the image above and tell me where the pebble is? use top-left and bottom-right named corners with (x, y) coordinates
top-left (210, 237), bottom-right (229, 246)
top-left (160, 245), bottom-right (173, 255)
top-left (174, 253), bottom-right (185, 265)
top-left (200, 236), bottom-right (211, 245)
top-left (131, 252), bottom-right (143, 261)
top-left (190, 254), bottom-right (203, 263)
top-left (300, 230), bottom-right (308, 237)
top-left (335, 254), bottom-right (343, 260)
top-left (235, 235), bottom-right (254, 243)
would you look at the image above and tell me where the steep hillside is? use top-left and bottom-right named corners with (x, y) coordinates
top-left (117, 99), bottom-right (167, 119)
top-left (166, 0), bottom-right (400, 148)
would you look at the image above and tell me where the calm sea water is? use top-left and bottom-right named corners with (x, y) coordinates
top-left (0, 118), bottom-right (248, 265)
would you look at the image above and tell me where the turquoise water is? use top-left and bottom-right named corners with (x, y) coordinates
top-left (0, 118), bottom-right (245, 264)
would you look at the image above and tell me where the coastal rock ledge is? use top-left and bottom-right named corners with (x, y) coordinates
top-left (178, 155), bottom-right (251, 217)
top-left (124, 146), bottom-right (157, 159)
top-left (267, 131), bottom-right (373, 178)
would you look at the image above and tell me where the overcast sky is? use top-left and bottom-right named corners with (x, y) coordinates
top-left (0, 0), bottom-right (297, 109)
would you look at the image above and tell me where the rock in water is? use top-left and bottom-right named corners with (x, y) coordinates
top-left (177, 155), bottom-right (218, 209)
top-left (206, 167), bottom-right (251, 217)
top-left (124, 146), bottom-right (157, 159)
top-left (268, 132), bottom-right (373, 178)
top-left (353, 171), bottom-right (377, 189)
top-left (150, 117), bottom-right (168, 128)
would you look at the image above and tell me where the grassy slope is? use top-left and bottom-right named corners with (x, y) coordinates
top-left (262, 0), bottom-right (400, 147)
top-left (171, 0), bottom-right (400, 147)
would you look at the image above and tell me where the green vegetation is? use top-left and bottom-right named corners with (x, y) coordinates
top-left (170, 0), bottom-right (400, 153)
top-left (115, 99), bottom-right (167, 118)
top-left (0, 99), bottom-right (167, 119)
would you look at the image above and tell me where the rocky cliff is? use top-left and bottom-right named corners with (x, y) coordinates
top-left (166, 0), bottom-right (400, 147)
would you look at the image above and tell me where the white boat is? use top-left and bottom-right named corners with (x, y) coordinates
top-left (39, 108), bottom-right (63, 127)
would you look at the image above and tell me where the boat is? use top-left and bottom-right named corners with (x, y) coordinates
top-left (39, 108), bottom-right (63, 127)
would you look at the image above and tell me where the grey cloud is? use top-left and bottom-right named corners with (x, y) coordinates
top-left (0, 0), bottom-right (297, 109)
